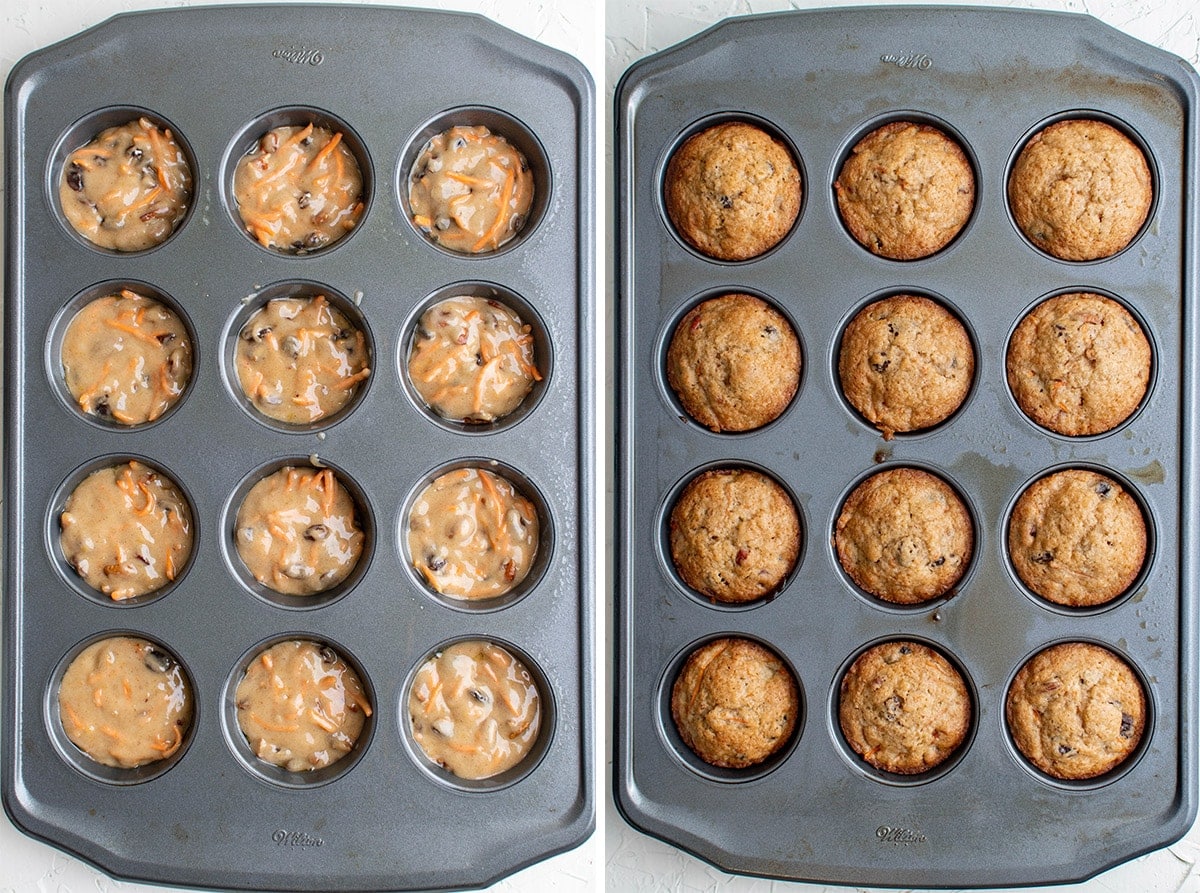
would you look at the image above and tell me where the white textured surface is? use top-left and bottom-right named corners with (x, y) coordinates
top-left (604, 1), bottom-right (1200, 892)
top-left (0, 0), bottom-right (601, 891)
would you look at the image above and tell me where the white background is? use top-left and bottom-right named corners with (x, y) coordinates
top-left (604, 1), bottom-right (1200, 893)
top-left (0, 0), bottom-right (601, 891)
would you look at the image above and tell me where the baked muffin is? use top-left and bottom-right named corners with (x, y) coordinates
top-left (59, 636), bottom-right (191, 769)
top-left (1008, 118), bottom-right (1152, 261)
top-left (671, 637), bottom-right (798, 769)
top-left (838, 640), bottom-right (970, 774)
top-left (1007, 292), bottom-right (1151, 436)
top-left (61, 288), bottom-right (192, 425)
top-left (838, 294), bottom-right (974, 438)
top-left (664, 121), bottom-right (801, 261)
top-left (409, 125), bottom-right (534, 254)
top-left (835, 467), bottom-right (972, 605)
top-left (233, 123), bottom-right (365, 253)
top-left (59, 117), bottom-right (192, 252)
top-left (834, 121), bottom-right (974, 260)
top-left (1009, 469), bottom-right (1146, 607)
top-left (668, 468), bottom-right (800, 603)
top-left (666, 294), bottom-right (800, 431)
top-left (1006, 642), bottom-right (1146, 780)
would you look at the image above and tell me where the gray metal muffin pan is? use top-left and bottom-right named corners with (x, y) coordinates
top-left (615, 7), bottom-right (1198, 887)
top-left (4, 5), bottom-right (593, 891)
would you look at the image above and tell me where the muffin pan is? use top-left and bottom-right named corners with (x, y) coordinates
top-left (4, 6), bottom-right (593, 891)
top-left (615, 7), bottom-right (1197, 887)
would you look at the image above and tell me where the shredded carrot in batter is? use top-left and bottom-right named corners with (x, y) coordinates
top-left (472, 168), bottom-right (516, 251)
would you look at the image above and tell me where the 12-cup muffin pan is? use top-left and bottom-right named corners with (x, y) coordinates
top-left (615, 7), bottom-right (1197, 887)
top-left (4, 5), bottom-right (593, 891)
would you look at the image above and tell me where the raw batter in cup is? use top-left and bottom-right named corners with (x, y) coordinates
top-left (408, 467), bottom-right (539, 599)
top-left (58, 636), bottom-right (192, 769)
top-left (235, 295), bottom-right (371, 425)
top-left (408, 296), bottom-right (541, 423)
top-left (408, 125), bottom-right (534, 253)
top-left (59, 460), bottom-right (193, 601)
top-left (59, 117), bottom-right (192, 252)
top-left (233, 123), bottom-right (365, 253)
top-left (235, 466), bottom-right (364, 596)
top-left (235, 640), bottom-right (371, 772)
top-left (408, 640), bottom-right (540, 779)
top-left (61, 289), bottom-right (192, 425)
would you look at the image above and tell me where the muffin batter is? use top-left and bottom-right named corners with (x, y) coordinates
top-left (236, 295), bottom-right (371, 425)
top-left (408, 296), bottom-right (541, 422)
top-left (409, 641), bottom-right (541, 779)
top-left (59, 117), bottom-right (192, 252)
top-left (61, 289), bottom-right (192, 425)
top-left (235, 640), bottom-right (371, 772)
top-left (408, 467), bottom-right (539, 599)
top-left (235, 466), bottom-right (365, 596)
top-left (409, 125), bottom-right (534, 253)
top-left (58, 636), bottom-right (192, 769)
top-left (233, 123), bottom-right (365, 253)
top-left (60, 460), bottom-right (193, 601)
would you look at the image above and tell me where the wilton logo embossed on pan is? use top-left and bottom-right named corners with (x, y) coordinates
top-left (272, 829), bottom-right (325, 847)
top-left (880, 51), bottom-right (933, 70)
top-left (272, 45), bottom-right (325, 65)
top-left (876, 825), bottom-right (927, 845)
